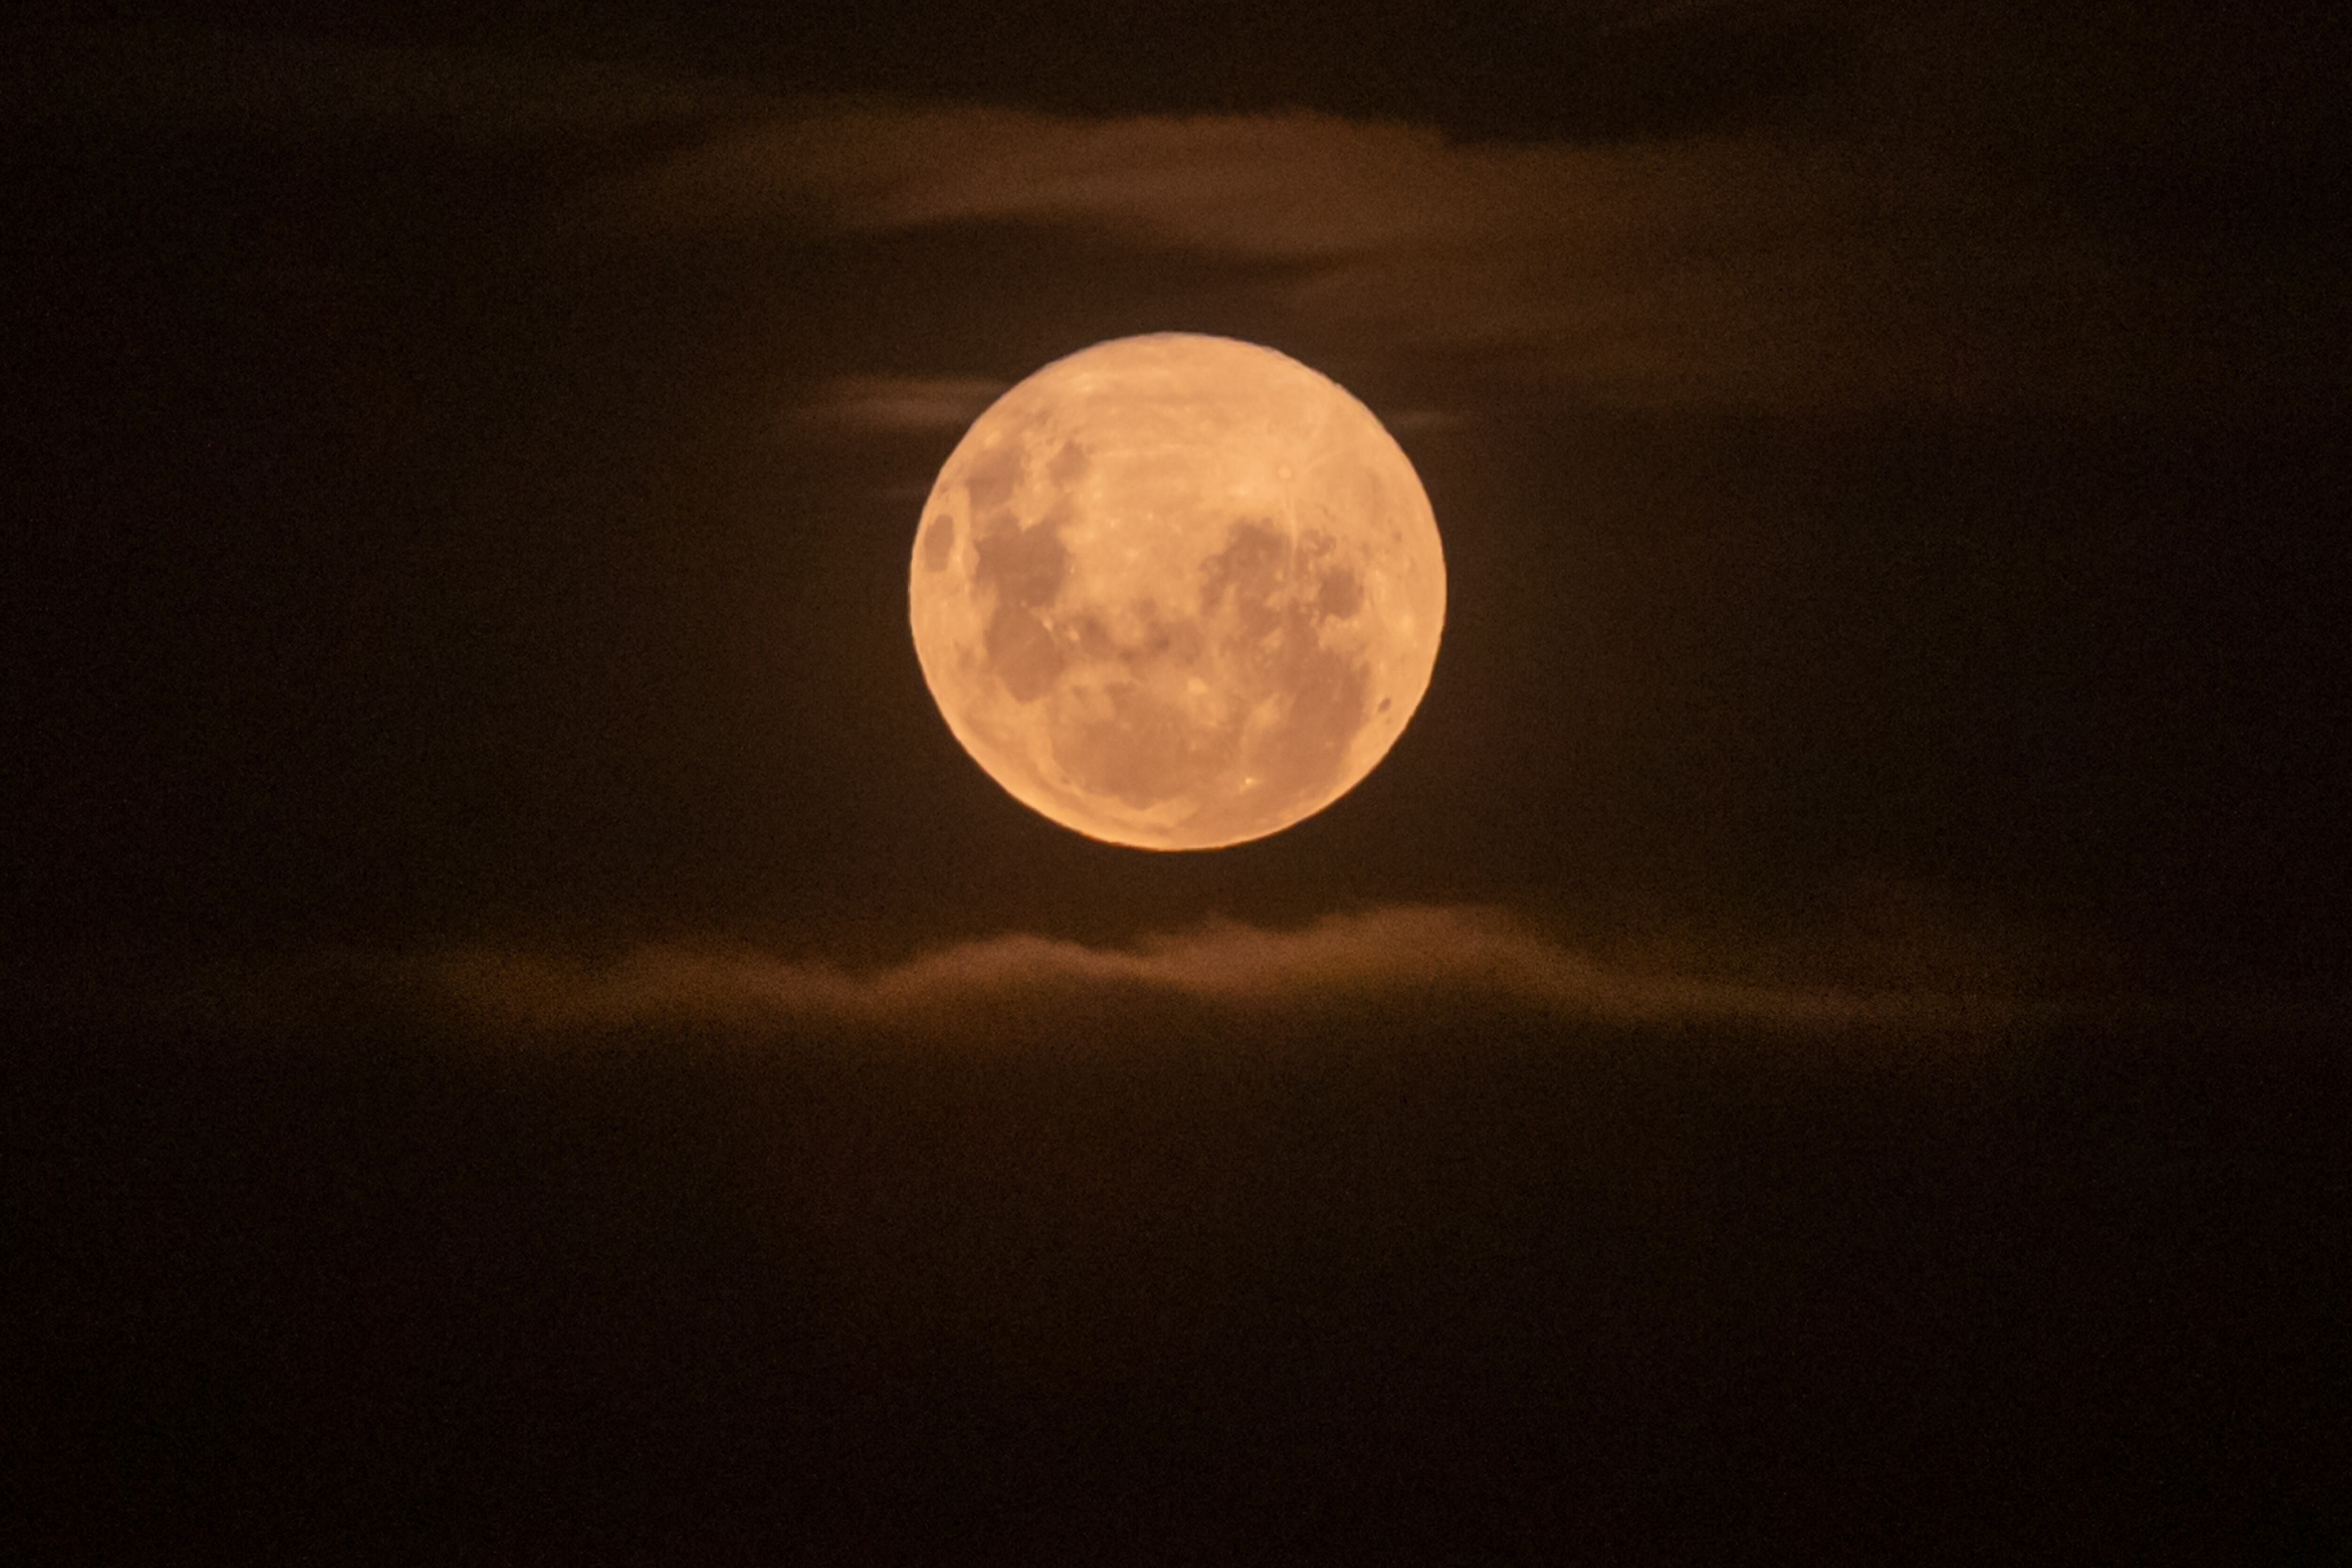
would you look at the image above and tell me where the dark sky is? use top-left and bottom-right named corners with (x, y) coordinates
top-left (9, 8), bottom-right (2350, 1563)
top-left (4, 0), bottom-right (2347, 987)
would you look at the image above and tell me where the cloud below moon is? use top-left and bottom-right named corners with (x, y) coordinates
top-left (16, 904), bottom-right (2196, 1044)
top-left (433, 904), bottom-right (2049, 1037)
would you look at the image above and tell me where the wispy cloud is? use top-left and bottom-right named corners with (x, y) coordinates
top-left (433, 904), bottom-right (2037, 1036)
top-left (1382, 407), bottom-right (1474, 435)
top-left (604, 103), bottom-right (2147, 410)
top-left (10, 31), bottom-right (2249, 413)
top-left (792, 374), bottom-right (1011, 431)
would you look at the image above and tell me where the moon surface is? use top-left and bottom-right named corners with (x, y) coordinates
top-left (908, 333), bottom-right (1445, 850)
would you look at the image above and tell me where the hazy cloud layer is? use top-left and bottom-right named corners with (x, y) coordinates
top-left (606, 103), bottom-right (2159, 410)
top-left (435, 905), bottom-right (2038, 1037)
top-left (13, 29), bottom-right (2291, 413)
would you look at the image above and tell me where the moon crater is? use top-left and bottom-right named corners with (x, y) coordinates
top-left (910, 334), bottom-right (1444, 850)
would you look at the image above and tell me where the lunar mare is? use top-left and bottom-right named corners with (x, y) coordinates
top-left (909, 333), bottom-right (1445, 850)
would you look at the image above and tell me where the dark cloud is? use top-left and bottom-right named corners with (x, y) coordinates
top-left (0, 28), bottom-right (768, 138)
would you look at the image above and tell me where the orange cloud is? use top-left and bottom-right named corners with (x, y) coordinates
top-left (433, 904), bottom-right (2036, 1036)
top-left (792, 374), bottom-right (1011, 431)
top-left (9, 32), bottom-right (2220, 414)
top-left (600, 102), bottom-right (2150, 412)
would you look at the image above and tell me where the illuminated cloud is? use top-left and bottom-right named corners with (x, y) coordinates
top-left (604, 103), bottom-right (2142, 410)
top-left (10, 29), bottom-right (2235, 413)
top-left (794, 374), bottom-right (1011, 431)
top-left (434, 904), bottom-right (2034, 1036)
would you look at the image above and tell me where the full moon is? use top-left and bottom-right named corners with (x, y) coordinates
top-left (908, 333), bottom-right (1445, 850)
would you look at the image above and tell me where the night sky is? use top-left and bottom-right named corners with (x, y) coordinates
top-left (7, 4), bottom-right (2348, 1561)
